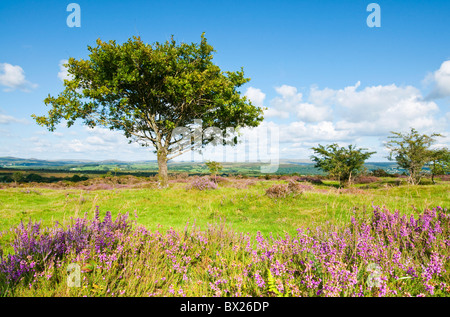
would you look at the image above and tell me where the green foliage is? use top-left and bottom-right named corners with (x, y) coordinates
top-left (205, 160), bottom-right (223, 182)
top-left (428, 148), bottom-right (450, 183)
top-left (11, 171), bottom-right (24, 184)
top-left (386, 128), bottom-right (444, 185)
top-left (311, 144), bottom-right (376, 187)
top-left (32, 34), bottom-right (264, 187)
top-left (266, 269), bottom-right (287, 297)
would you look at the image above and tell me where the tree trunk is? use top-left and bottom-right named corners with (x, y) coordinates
top-left (157, 149), bottom-right (169, 188)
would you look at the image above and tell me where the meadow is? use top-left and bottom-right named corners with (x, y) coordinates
top-left (0, 173), bottom-right (449, 297)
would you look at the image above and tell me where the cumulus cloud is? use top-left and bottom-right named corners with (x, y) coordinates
top-left (242, 78), bottom-right (448, 158)
top-left (425, 60), bottom-right (450, 99)
top-left (0, 113), bottom-right (28, 125)
top-left (309, 81), bottom-right (440, 135)
top-left (244, 87), bottom-right (265, 108)
top-left (0, 62), bottom-right (38, 92)
top-left (264, 107), bottom-right (290, 119)
top-left (282, 121), bottom-right (350, 143)
top-left (57, 59), bottom-right (73, 82)
top-left (269, 85), bottom-right (332, 122)
top-left (66, 127), bottom-right (142, 154)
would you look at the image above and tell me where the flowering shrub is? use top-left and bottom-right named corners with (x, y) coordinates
top-left (354, 176), bottom-right (380, 184)
top-left (265, 181), bottom-right (303, 198)
top-left (297, 176), bottom-right (324, 185)
top-left (0, 205), bottom-right (449, 297)
top-left (185, 177), bottom-right (218, 191)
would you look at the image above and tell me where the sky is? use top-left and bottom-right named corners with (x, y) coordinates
top-left (1, 0), bottom-right (450, 164)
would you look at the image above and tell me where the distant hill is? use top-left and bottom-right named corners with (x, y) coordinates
top-left (0, 157), bottom-right (154, 167)
top-left (0, 156), bottom-right (403, 176)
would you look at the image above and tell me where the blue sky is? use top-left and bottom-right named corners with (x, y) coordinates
top-left (1, 0), bottom-right (450, 163)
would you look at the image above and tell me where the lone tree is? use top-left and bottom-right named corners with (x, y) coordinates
top-left (428, 147), bottom-right (450, 184)
top-left (311, 144), bottom-right (375, 187)
top-left (386, 128), bottom-right (443, 185)
top-left (205, 160), bottom-right (223, 183)
top-left (11, 171), bottom-right (24, 185)
top-left (32, 34), bottom-right (264, 187)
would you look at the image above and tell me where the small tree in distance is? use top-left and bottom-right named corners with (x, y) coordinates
top-left (205, 160), bottom-right (223, 183)
top-left (386, 128), bottom-right (443, 185)
top-left (311, 144), bottom-right (376, 187)
top-left (12, 171), bottom-right (24, 185)
top-left (428, 147), bottom-right (450, 184)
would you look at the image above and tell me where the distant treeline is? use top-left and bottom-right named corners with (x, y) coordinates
top-left (0, 173), bottom-right (89, 184)
top-left (0, 166), bottom-right (407, 184)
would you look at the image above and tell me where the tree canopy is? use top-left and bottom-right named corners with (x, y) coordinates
top-left (386, 128), bottom-right (444, 185)
top-left (428, 147), bottom-right (450, 183)
top-left (311, 144), bottom-right (375, 187)
top-left (32, 34), bottom-right (264, 187)
top-left (205, 160), bottom-right (223, 183)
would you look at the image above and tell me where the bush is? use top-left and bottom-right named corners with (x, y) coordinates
top-left (297, 176), bottom-right (323, 185)
top-left (353, 176), bottom-right (380, 184)
top-left (185, 177), bottom-right (218, 191)
top-left (265, 181), bottom-right (303, 198)
top-left (370, 168), bottom-right (393, 177)
top-left (70, 175), bottom-right (89, 182)
top-left (214, 176), bottom-right (230, 184)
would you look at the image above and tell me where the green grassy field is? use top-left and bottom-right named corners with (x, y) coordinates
top-left (1, 175), bottom-right (449, 297)
top-left (1, 178), bottom-right (449, 253)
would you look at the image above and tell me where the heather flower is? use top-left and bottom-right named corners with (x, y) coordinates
top-left (185, 177), bottom-right (218, 191)
top-left (1, 204), bottom-right (448, 297)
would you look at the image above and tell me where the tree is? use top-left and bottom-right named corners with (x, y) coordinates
top-left (12, 171), bottom-right (24, 185)
top-left (311, 144), bottom-right (375, 187)
top-left (32, 34), bottom-right (264, 187)
top-left (428, 148), bottom-right (450, 184)
top-left (205, 160), bottom-right (223, 183)
top-left (386, 128), bottom-right (443, 185)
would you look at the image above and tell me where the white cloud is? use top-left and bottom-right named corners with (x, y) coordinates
top-left (269, 85), bottom-right (332, 122)
top-left (58, 126), bottom-right (143, 155)
top-left (425, 60), bottom-right (450, 99)
top-left (264, 107), bottom-right (290, 119)
top-left (309, 81), bottom-right (440, 135)
top-left (0, 113), bottom-right (28, 125)
top-left (57, 59), bottom-right (73, 82)
top-left (283, 121), bottom-right (350, 143)
top-left (244, 87), bottom-right (266, 107)
top-left (0, 62), bottom-right (37, 92)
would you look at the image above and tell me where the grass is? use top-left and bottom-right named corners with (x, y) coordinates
top-left (1, 178), bottom-right (449, 253)
top-left (0, 175), bottom-right (449, 297)
top-left (1, 204), bottom-right (449, 297)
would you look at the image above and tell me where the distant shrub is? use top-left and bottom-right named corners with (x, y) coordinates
top-left (369, 168), bottom-right (394, 177)
top-left (174, 172), bottom-right (189, 180)
top-left (297, 176), bottom-right (323, 185)
top-left (353, 176), bottom-right (380, 184)
top-left (0, 175), bottom-right (13, 183)
top-left (265, 181), bottom-right (303, 198)
top-left (214, 176), bottom-right (230, 184)
top-left (296, 183), bottom-right (315, 191)
top-left (70, 174), bottom-right (88, 182)
top-left (228, 178), bottom-right (257, 189)
top-left (186, 177), bottom-right (218, 191)
top-left (438, 174), bottom-right (450, 181)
